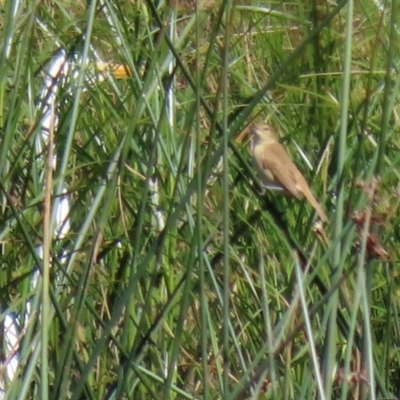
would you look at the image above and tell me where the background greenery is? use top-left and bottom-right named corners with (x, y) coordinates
top-left (0, 0), bottom-right (399, 399)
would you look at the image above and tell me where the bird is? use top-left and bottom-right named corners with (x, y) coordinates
top-left (250, 123), bottom-right (328, 222)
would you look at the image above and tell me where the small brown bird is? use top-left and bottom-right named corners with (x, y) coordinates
top-left (250, 123), bottom-right (328, 222)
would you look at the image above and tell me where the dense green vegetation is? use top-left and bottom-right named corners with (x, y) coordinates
top-left (0, 0), bottom-right (399, 398)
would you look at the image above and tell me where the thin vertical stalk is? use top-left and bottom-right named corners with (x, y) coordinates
top-left (222, 0), bottom-right (232, 397)
top-left (376, 1), bottom-right (396, 175)
top-left (326, 0), bottom-right (354, 397)
top-left (41, 105), bottom-right (55, 400)
top-left (196, 1), bottom-right (209, 398)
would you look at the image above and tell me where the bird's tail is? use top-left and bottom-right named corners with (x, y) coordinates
top-left (305, 190), bottom-right (328, 222)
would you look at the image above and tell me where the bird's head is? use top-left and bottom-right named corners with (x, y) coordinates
top-left (250, 123), bottom-right (278, 145)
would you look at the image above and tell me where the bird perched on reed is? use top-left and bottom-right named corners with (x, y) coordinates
top-left (250, 123), bottom-right (328, 222)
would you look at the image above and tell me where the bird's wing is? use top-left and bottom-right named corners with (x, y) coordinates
top-left (256, 141), bottom-right (328, 221)
top-left (259, 142), bottom-right (307, 199)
